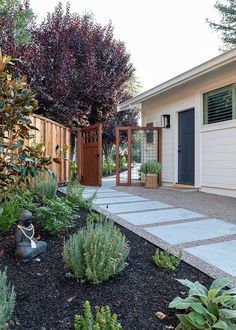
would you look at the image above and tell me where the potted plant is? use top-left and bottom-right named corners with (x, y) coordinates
top-left (140, 160), bottom-right (161, 188)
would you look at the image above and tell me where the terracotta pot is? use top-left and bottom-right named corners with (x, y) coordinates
top-left (144, 173), bottom-right (159, 189)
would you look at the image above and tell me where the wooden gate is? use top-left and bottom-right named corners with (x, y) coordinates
top-left (78, 123), bottom-right (102, 186)
top-left (116, 126), bottom-right (162, 186)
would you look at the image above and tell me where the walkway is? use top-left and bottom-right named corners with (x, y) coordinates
top-left (84, 179), bottom-right (236, 284)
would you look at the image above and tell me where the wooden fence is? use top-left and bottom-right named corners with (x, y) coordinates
top-left (27, 115), bottom-right (72, 183)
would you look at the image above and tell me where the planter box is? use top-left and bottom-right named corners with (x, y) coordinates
top-left (145, 174), bottom-right (159, 189)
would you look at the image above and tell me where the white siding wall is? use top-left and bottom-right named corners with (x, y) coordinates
top-left (142, 91), bottom-right (197, 184)
top-left (141, 63), bottom-right (236, 196)
top-left (201, 126), bottom-right (236, 195)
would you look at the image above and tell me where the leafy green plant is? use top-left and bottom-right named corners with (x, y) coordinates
top-left (0, 196), bottom-right (22, 233)
top-left (64, 221), bottom-right (130, 284)
top-left (0, 187), bottom-right (37, 232)
top-left (30, 173), bottom-right (58, 200)
top-left (86, 212), bottom-right (106, 224)
top-left (66, 181), bottom-right (97, 210)
top-left (0, 268), bottom-right (16, 329)
top-left (70, 160), bottom-right (78, 183)
top-left (14, 187), bottom-right (36, 212)
top-left (169, 277), bottom-right (236, 330)
top-left (74, 300), bottom-right (122, 330)
top-left (140, 160), bottom-right (161, 174)
top-left (153, 249), bottom-right (182, 271)
top-left (103, 156), bottom-right (116, 176)
top-left (0, 52), bottom-right (53, 199)
top-left (119, 156), bottom-right (126, 171)
top-left (35, 197), bottom-right (75, 234)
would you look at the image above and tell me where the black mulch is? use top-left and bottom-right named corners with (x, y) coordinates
top-left (0, 209), bottom-right (213, 330)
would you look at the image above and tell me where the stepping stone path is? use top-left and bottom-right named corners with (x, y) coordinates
top-left (61, 185), bottom-right (236, 280)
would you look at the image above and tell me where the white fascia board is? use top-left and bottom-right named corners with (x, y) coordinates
top-left (118, 48), bottom-right (236, 111)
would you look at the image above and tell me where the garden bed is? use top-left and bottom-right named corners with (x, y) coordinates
top-left (0, 209), bottom-right (212, 330)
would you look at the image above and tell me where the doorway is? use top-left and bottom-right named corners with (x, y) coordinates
top-left (178, 109), bottom-right (195, 185)
top-left (77, 123), bottom-right (102, 186)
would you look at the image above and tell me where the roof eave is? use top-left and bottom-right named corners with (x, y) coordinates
top-left (118, 48), bottom-right (236, 112)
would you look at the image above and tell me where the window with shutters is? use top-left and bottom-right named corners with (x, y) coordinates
top-left (203, 84), bottom-right (236, 125)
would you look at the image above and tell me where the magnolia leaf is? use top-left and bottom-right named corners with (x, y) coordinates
top-left (11, 140), bottom-right (24, 149)
top-left (53, 157), bottom-right (61, 164)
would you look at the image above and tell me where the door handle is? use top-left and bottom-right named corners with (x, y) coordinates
top-left (178, 146), bottom-right (181, 153)
top-left (96, 154), bottom-right (100, 158)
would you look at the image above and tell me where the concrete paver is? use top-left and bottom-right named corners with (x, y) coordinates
top-left (83, 191), bottom-right (131, 198)
top-left (144, 219), bottom-right (236, 244)
top-left (99, 201), bottom-right (172, 214)
top-left (185, 240), bottom-right (236, 276)
top-left (119, 208), bottom-right (204, 226)
top-left (93, 195), bottom-right (148, 205)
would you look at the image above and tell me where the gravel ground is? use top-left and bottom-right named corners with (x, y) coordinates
top-left (114, 186), bottom-right (236, 224)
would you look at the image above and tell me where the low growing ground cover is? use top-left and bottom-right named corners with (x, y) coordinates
top-left (0, 204), bottom-right (213, 330)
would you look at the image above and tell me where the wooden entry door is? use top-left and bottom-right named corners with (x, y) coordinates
top-left (178, 109), bottom-right (195, 185)
top-left (78, 123), bottom-right (102, 186)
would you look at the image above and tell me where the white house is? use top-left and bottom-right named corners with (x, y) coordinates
top-left (118, 48), bottom-right (236, 197)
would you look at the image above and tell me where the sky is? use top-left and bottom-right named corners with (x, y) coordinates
top-left (30, 0), bottom-right (222, 92)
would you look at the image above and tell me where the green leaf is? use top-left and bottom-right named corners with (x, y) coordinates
top-left (208, 288), bottom-right (218, 300)
top-left (11, 139), bottom-right (24, 149)
top-left (177, 279), bottom-right (208, 304)
top-left (212, 320), bottom-right (228, 329)
top-left (190, 302), bottom-right (207, 314)
top-left (176, 314), bottom-right (196, 328)
top-left (219, 309), bottom-right (236, 319)
top-left (187, 311), bottom-right (206, 328)
top-left (210, 278), bottom-right (232, 293)
top-left (169, 296), bottom-right (192, 309)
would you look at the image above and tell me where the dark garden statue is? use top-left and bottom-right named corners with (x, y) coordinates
top-left (15, 210), bottom-right (47, 262)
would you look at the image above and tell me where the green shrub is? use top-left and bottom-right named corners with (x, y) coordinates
top-left (0, 196), bottom-right (22, 233)
top-left (0, 268), bottom-right (16, 329)
top-left (0, 188), bottom-right (37, 233)
top-left (30, 173), bottom-right (58, 200)
top-left (103, 156), bottom-right (116, 176)
top-left (35, 197), bottom-right (75, 234)
top-left (86, 212), bottom-right (106, 224)
top-left (169, 277), bottom-right (236, 329)
top-left (14, 188), bottom-right (37, 212)
top-left (119, 156), bottom-right (126, 171)
top-left (74, 300), bottom-right (122, 330)
top-left (140, 160), bottom-right (161, 174)
top-left (153, 249), bottom-right (182, 271)
top-left (64, 221), bottom-right (130, 284)
top-left (69, 160), bottom-right (78, 183)
top-left (0, 53), bottom-right (52, 200)
top-left (66, 181), bottom-right (96, 210)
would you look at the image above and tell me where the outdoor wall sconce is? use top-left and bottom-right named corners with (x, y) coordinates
top-left (161, 114), bottom-right (171, 128)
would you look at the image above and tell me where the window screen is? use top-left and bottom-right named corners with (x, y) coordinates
top-left (203, 84), bottom-right (236, 124)
top-left (146, 122), bottom-right (154, 143)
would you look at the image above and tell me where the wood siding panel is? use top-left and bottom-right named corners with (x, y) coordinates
top-left (28, 115), bottom-right (72, 183)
